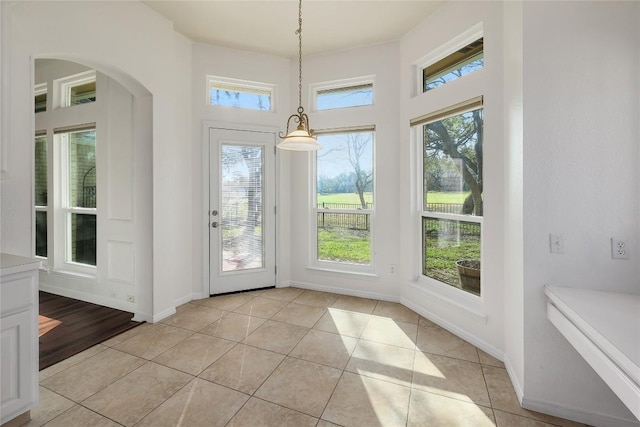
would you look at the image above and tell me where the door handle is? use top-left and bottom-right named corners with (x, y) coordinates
top-left (211, 222), bottom-right (219, 228)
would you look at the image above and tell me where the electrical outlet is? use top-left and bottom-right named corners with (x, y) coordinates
top-left (611, 238), bottom-right (629, 259)
top-left (549, 234), bottom-right (564, 254)
top-left (127, 294), bottom-right (135, 303)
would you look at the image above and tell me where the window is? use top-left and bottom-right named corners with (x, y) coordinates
top-left (316, 83), bottom-right (373, 111)
top-left (34, 133), bottom-right (48, 257)
top-left (207, 76), bottom-right (274, 111)
top-left (35, 83), bottom-right (47, 113)
top-left (423, 38), bottom-right (483, 92)
top-left (56, 127), bottom-right (97, 267)
top-left (58, 70), bottom-right (97, 108)
top-left (413, 97), bottom-right (483, 295)
top-left (314, 128), bottom-right (374, 267)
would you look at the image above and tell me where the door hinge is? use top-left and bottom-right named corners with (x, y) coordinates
top-left (275, 265), bottom-right (277, 275)
top-left (274, 205), bottom-right (277, 215)
top-left (274, 145), bottom-right (277, 155)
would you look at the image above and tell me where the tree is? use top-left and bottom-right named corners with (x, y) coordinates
top-left (345, 133), bottom-right (373, 209)
top-left (424, 109), bottom-right (483, 215)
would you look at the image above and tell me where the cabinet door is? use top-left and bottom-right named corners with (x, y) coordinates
top-left (1, 310), bottom-right (35, 422)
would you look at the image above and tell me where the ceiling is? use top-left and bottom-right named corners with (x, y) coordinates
top-left (142, 1), bottom-right (445, 58)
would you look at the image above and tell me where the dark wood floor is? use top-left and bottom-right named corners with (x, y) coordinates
top-left (39, 292), bottom-right (142, 370)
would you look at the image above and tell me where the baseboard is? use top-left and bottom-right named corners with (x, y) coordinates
top-left (401, 296), bottom-right (504, 362)
top-left (175, 293), bottom-right (195, 306)
top-left (522, 396), bottom-right (640, 427)
top-left (290, 280), bottom-right (400, 303)
top-left (503, 355), bottom-right (524, 404)
top-left (152, 306), bottom-right (176, 323)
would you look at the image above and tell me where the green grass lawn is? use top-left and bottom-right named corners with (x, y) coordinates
top-left (317, 192), bottom-right (373, 205)
top-left (425, 191), bottom-right (470, 204)
top-left (317, 228), bottom-right (370, 264)
top-left (317, 191), bottom-right (470, 205)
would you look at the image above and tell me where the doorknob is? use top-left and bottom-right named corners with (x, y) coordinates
top-left (211, 222), bottom-right (219, 228)
top-left (211, 210), bottom-right (218, 216)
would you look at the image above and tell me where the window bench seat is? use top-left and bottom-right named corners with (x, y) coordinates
top-left (545, 285), bottom-right (640, 421)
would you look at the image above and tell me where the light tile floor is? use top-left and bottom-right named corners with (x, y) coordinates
top-left (32, 287), bottom-right (589, 427)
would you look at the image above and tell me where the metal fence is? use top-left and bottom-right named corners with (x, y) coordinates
top-left (317, 212), bottom-right (370, 231)
top-left (424, 203), bottom-right (464, 214)
top-left (423, 217), bottom-right (480, 236)
top-left (317, 202), bottom-right (372, 231)
top-left (319, 202), bottom-right (373, 210)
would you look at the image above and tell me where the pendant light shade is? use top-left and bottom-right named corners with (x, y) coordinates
top-left (277, 0), bottom-right (322, 151)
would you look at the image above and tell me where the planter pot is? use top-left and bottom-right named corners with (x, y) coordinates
top-left (456, 259), bottom-right (480, 295)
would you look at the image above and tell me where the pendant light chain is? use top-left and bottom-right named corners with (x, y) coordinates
top-left (296, 0), bottom-right (303, 112)
top-left (276, 0), bottom-right (322, 150)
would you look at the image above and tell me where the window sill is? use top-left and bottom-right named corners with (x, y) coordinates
top-left (43, 267), bottom-right (98, 281)
top-left (409, 277), bottom-right (487, 324)
top-left (305, 265), bottom-right (379, 279)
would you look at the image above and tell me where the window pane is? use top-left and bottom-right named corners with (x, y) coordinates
top-left (317, 213), bottom-right (370, 265)
top-left (35, 93), bottom-right (47, 113)
top-left (423, 217), bottom-right (481, 295)
top-left (68, 129), bottom-right (96, 208)
top-left (423, 38), bottom-right (483, 91)
top-left (221, 144), bottom-right (264, 272)
top-left (35, 135), bottom-right (48, 206)
top-left (69, 81), bottom-right (96, 105)
top-left (317, 84), bottom-right (373, 110)
top-left (209, 85), bottom-right (271, 111)
top-left (423, 108), bottom-right (483, 216)
top-left (36, 211), bottom-right (47, 258)
top-left (316, 131), bottom-right (374, 209)
top-left (70, 213), bottom-right (96, 266)
top-left (316, 130), bottom-right (374, 266)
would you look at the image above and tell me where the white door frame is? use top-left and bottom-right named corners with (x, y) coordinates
top-left (201, 121), bottom-right (280, 297)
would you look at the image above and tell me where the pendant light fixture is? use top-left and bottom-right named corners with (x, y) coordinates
top-left (277, 0), bottom-right (323, 151)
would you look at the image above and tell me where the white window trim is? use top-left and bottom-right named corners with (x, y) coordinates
top-left (310, 75), bottom-right (375, 112)
top-left (56, 70), bottom-right (97, 109)
top-left (206, 75), bottom-right (276, 112)
top-left (309, 127), bottom-right (376, 274)
top-left (34, 82), bottom-right (47, 97)
top-left (414, 22), bottom-right (483, 96)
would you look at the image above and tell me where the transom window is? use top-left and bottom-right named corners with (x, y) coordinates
top-left (207, 76), bottom-right (274, 111)
top-left (314, 81), bottom-right (374, 111)
top-left (422, 37), bottom-right (483, 92)
top-left (314, 128), bottom-right (375, 267)
top-left (413, 97), bottom-right (483, 295)
top-left (58, 70), bottom-right (97, 108)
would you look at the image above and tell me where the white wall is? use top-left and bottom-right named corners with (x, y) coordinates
top-left (287, 42), bottom-right (402, 301)
top-left (190, 42), bottom-right (292, 298)
top-left (2, 1), bottom-right (192, 321)
top-left (522, 2), bottom-right (640, 425)
top-left (399, 1), bottom-right (506, 358)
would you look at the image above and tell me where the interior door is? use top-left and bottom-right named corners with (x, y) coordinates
top-left (209, 127), bottom-right (276, 295)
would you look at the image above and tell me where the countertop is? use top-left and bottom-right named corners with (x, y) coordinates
top-left (545, 285), bottom-right (640, 386)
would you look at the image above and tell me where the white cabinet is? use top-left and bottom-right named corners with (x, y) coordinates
top-left (1, 254), bottom-right (40, 425)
